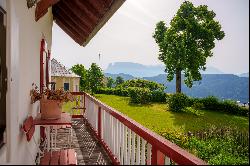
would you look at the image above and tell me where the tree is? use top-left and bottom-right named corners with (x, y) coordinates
top-left (106, 77), bottom-right (115, 88)
top-left (153, 1), bottom-right (225, 93)
top-left (88, 63), bottom-right (104, 94)
top-left (70, 64), bottom-right (88, 91)
top-left (115, 76), bottom-right (124, 87)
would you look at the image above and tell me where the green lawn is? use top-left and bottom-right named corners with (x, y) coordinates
top-left (94, 94), bottom-right (249, 134)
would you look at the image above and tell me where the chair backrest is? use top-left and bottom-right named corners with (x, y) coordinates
top-left (22, 116), bottom-right (35, 142)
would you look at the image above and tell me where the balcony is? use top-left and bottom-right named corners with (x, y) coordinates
top-left (52, 92), bottom-right (206, 165)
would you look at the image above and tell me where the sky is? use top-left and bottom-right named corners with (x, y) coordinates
top-left (51, 0), bottom-right (249, 74)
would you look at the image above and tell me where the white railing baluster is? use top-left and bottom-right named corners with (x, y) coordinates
top-left (101, 108), bottom-right (104, 139)
top-left (136, 135), bottom-right (141, 165)
top-left (117, 121), bottom-right (121, 161)
top-left (165, 156), bottom-right (171, 165)
top-left (141, 139), bottom-right (146, 165)
top-left (113, 117), bottom-right (117, 155)
top-left (127, 128), bottom-right (131, 165)
top-left (95, 104), bottom-right (98, 130)
top-left (131, 132), bottom-right (136, 165)
top-left (120, 124), bottom-right (125, 165)
top-left (124, 126), bottom-right (128, 165)
top-left (106, 111), bottom-right (110, 147)
top-left (147, 143), bottom-right (152, 165)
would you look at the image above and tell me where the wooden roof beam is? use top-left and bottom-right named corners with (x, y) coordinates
top-left (87, 0), bottom-right (113, 15)
top-left (72, 0), bottom-right (100, 23)
top-left (53, 11), bottom-right (86, 41)
top-left (54, 16), bottom-right (84, 45)
top-left (58, 0), bottom-right (93, 32)
top-left (53, 4), bottom-right (90, 37)
top-left (35, 0), bottom-right (60, 21)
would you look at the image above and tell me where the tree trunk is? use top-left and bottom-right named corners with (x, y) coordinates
top-left (176, 69), bottom-right (181, 93)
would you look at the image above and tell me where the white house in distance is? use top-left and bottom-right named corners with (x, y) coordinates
top-left (51, 58), bottom-right (80, 92)
top-left (0, 0), bottom-right (125, 164)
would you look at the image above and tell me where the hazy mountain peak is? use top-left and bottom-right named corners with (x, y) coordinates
top-left (238, 72), bottom-right (249, 77)
top-left (105, 62), bottom-right (225, 77)
top-left (105, 62), bottom-right (165, 77)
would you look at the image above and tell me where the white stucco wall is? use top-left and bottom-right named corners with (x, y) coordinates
top-left (0, 0), bottom-right (53, 164)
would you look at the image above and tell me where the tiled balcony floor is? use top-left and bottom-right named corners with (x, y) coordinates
top-left (54, 118), bottom-right (112, 165)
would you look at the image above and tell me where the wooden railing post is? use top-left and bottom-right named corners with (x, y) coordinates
top-left (151, 146), bottom-right (165, 165)
top-left (98, 106), bottom-right (102, 138)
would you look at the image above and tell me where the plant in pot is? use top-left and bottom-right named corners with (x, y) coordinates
top-left (30, 83), bottom-right (74, 119)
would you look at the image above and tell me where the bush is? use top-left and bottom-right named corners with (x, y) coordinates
top-left (97, 87), bottom-right (129, 96)
top-left (128, 87), bottom-right (151, 104)
top-left (200, 96), bottom-right (220, 110)
top-left (151, 90), bottom-right (166, 102)
top-left (96, 87), bottom-right (114, 95)
top-left (188, 96), bottom-right (249, 116)
top-left (114, 88), bottom-right (129, 96)
top-left (192, 101), bottom-right (204, 110)
top-left (167, 93), bottom-right (189, 112)
top-left (219, 100), bottom-right (249, 116)
top-left (121, 79), bottom-right (164, 91)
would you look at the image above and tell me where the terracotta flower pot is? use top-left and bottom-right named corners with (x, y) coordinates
top-left (40, 99), bottom-right (62, 120)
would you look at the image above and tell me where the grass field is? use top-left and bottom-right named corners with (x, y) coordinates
top-left (94, 94), bottom-right (249, 134)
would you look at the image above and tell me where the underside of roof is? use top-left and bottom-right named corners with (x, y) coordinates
top-left (51, 0), bottom-right (125, 46)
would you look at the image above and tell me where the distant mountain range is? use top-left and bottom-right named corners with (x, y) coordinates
top-left (105, 73), bottom-right (249, 103)
top-left (105, 62), bottom-right (165, 77)
top-left (104, 62), bottom-right (249, 102)
top-left (104, 62), bottom-right (237, 77)
top-left (238, 72), bottom-right (249, 77)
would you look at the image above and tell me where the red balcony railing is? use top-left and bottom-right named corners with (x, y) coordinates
top-left (70, 92), bottom-right (206, 165)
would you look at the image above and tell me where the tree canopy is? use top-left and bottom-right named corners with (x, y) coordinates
top-left (153, 1), bottom-right (225, 92)
top-left (88, 63), bottom-right (104, 94)
top-left (106, 77), bottom-right (115, 88)
top-left (115, 76), bottom-right (124, 87)
top-left (70, 64), bottom-right (88, 91)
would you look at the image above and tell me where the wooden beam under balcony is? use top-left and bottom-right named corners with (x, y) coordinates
top-left (35, 0), bottom-right (60, 21)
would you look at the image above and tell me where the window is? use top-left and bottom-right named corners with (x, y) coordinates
top-left (64, 83), bottom-right (69, 91)
top-left (0, 7), bottom-right (6, 148)
top-left (51, 82), bottom-right (56, 90)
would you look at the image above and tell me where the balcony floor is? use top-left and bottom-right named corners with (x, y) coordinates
top-left (55, 118), bottom-right (112, 165)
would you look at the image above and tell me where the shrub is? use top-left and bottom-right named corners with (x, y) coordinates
top-left (167, 93), bottom-right (189, 112)
top-left (128, 87), bottom-right (151, 104)
top-left (200, 96), bottom-right (220, 110)
top-left (96, 87), bottom-right (114, 95)
top-left (121, 79), bottom-right (164, 91)
top-left (219, 100), bottom-right (249, 116)
top-left (113, 88), bottom-right (129, 96)
top-left (151, 90), bottom-right (166, 102)
top-left (188, 96), bottom-right (249, 116)
top-left (192, 101), bottom-right (204, 110)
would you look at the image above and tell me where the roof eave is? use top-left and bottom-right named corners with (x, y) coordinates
top-left (81, 0), bottom-right (125, 46)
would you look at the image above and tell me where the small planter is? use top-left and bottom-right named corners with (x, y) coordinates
top-left (40, 99), bottom-right (62, 120)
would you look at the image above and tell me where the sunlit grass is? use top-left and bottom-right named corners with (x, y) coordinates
top-left (94, 94), bottom-right (249, 134)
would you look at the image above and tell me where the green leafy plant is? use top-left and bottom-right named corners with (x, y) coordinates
top-left (88, 63), bottom-right (105, 94)
top-left (128, 87), bottom-right (151, 104)
top-left (70, 64), bottom-right (88, 91)
top-left (167, 93), bottom-right (189, 112)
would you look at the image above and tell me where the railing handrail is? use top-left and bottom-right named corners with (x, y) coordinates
top-left (71, 91), bottom-right (206, 165)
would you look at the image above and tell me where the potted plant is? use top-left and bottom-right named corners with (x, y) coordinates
top-left (30, 83), bottom-right (74, 119)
